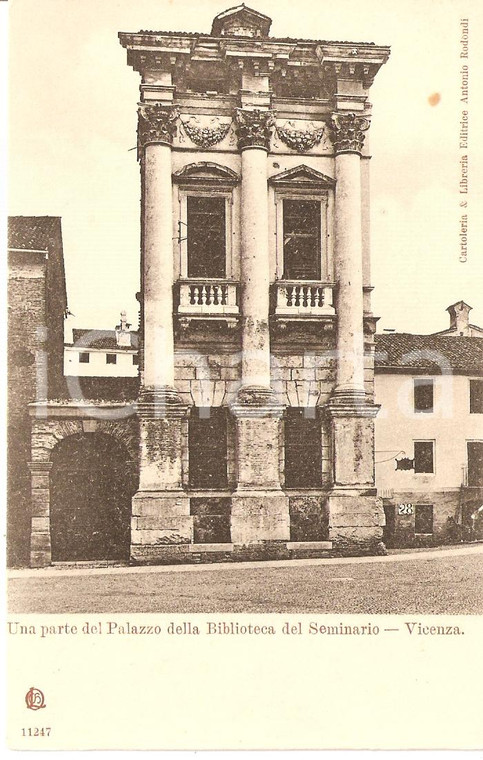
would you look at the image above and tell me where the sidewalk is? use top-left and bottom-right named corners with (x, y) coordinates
top-left (7, 541), bottom-right (483, 579)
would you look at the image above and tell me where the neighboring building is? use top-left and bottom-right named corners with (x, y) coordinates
top-left (7, 216), bottom-right (68, 566)
top-left (64, 312), bottom-right (139, 377)
top-left (27, 4), bottom-right (391, 567)
top-left (375, 302), bottom-right (483, 547)
top-left (434, 301), bottom-right (483, 338)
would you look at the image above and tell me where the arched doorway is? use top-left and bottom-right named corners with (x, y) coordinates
top-left (50, 433), bottom-right (137, 562)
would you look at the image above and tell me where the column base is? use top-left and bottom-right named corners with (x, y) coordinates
top-left (130, 490), bottom-right (192, 562)
top-left (230, 490), bottom-right (290, 545)
top-left (327, 489), bottom-right (386, 556)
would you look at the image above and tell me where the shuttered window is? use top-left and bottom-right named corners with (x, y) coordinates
top-left (414, 379), bottom-right (434, 413)
top-left (187, 196), bottom-right (226, 279)
top-left (414, 441), bottom-right (434, 474)
top-left (282, 199), bottom-right (321, 280)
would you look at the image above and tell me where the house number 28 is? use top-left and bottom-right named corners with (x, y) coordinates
top-left (398, 503), bottom-right (414, 515)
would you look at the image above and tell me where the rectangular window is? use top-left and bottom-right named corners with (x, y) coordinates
top-left (187, 196), bottom-right (226, 279)
top-left (79, 352), bottom-right (90, 363)
top-left (106, 354), bottom-right (117, 365)
top-left (189, 407), bottom-right (228, 489)
top-left (132, 354), bottom-right (139, 366)
top-left (282, 199), bottom-right (321, 280)
top-left (414, 379), bottom-right (434, 413)
top-left (414, 441), bottom-right (434, 474)
top-left (284, 408), bottom-right (322, 488)
top-left (415, 504), bottom-right (434, 534)
top-left (467, 441), bottom-right (483, 487)
top-left (470, 379), bottom-right (483, 413)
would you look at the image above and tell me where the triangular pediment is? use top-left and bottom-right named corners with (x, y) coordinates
top-left (268, 165), bottom-right (335, 189)
top-left (173, 162), bottom-right (240, 186)
top-left (211, 5), bottom-right (272, 38)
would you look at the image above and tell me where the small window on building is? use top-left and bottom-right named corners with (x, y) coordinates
top-left (414, 378), bottom-right (434, 413)
top-left (470, 379), bottom-right (483, 413)
top-left (132, 354), bottom-right (139, 366)
top-left (189, 407), bottom-right (228, 489)
top-left (187, 196), bottom-right (226, 279)
top-left (414, 441), bottom-right (434, 474)
top-left (467, 441), bottom-right (483, 487)
top-left (106, 354), bottom-right (117, 365)
top-left (282, 199), bottom-right (321, 280)
top-left (415, 504), bottom-right (434, 534)
top-left (284, 408), bottom-right (322, 488)
top-left (79, 352), bottom-right (90, 363)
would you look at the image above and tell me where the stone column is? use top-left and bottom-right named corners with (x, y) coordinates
top-left (236, 108), bottom-right (273, 394)
top-left (230, 109), bottom-right (289, 551)
top-left (331, 112), bottom-right (369, 399)
top-left (326, 112), bottom-right (385, 555)
top-left (138, 102), bottom-right (178, 394)
top-left (132, 103), bottom-right (191, 562)
top-left (28, 461), bottom-right (53, 568)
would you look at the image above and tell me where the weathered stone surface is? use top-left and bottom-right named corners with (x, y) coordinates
top-left (131, 525), bottom-right (192, 545)
top-left (331, 414), bottom-right (376, 486)
top-left (30, 517), bottom-right (50, 532)
top-left (289, 495), bottom-right (329, 541)
top-left (131, 492), bottom-right (189, 518)
top-left (231, 493), bottom-right (290, 543)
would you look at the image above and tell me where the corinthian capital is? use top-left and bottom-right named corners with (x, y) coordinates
top-left (235, 108), bottom-right (274, 151)
top-left (329, 112), bottom-right (370, 155)
top-left (137, 103), bottom-right (178, 153)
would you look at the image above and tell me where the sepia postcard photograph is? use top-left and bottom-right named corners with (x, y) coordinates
top-left (4, 0), bottom-right (483, 751)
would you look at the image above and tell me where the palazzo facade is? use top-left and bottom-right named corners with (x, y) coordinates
top-left (27, 5), bottom-right (391, 566)
top-left (117, 5), bottom-right (390, 564)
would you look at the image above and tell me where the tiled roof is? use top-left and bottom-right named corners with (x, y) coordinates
top-left (70, 329), bottom-right (139, 351)
top-left (374, 334), bottom-right (483, 374)
top-left (8, 216), bottom-right (62, 251)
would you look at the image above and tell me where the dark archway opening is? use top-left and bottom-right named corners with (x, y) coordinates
top-left (50, 433), bottom-right (137, 562)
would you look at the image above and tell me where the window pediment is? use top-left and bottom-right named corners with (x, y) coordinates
top-left (173, 162), bottom-right (240, 187)
top-left (268, 165), bottom-right (335, 191)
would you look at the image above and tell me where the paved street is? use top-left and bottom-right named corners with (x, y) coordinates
top-left (7, 544), bottom-right (483, 615)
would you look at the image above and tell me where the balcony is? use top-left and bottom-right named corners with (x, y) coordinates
top-left (177, 279), bottom-right (240, 323)
top-left (273, 281), bottom-right (336, 318)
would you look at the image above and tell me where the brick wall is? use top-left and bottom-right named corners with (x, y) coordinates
top-left (8, 268), bottom-right (46, 566)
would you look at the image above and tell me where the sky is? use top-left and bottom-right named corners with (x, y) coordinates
top-left (6, 0), bottom-right (483, 336)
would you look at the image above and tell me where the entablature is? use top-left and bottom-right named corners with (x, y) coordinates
top-left (119, 31), bottom-right (390, 94)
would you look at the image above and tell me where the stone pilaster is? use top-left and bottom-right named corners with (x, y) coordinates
top-left (28, 461), bottom-right (53, 568)
top-left (131, 396), bottom-right (191, 561)
top-left (230, 109), bottom-right (289, 547)
top-left (230, 401), bottom-right (289, 545)
top-left (326, 112), bottom-right (385, 555)
top-left (132, 103), bottom-right (191, 561)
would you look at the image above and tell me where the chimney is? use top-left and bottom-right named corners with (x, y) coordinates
top-left (115, 310), bottom-right (132, 347)
top-left (446, 301), bottom-right (472, 336)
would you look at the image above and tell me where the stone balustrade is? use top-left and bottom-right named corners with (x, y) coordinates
top-left (178, 279), bottom-right (240, 316)
top-left (274, 281), bottom-right (336, 316)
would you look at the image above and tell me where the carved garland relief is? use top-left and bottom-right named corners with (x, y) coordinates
top-left (275, 120), bottom-right (325, 152)
top-left (180, 117), bottom-right (232, 148)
